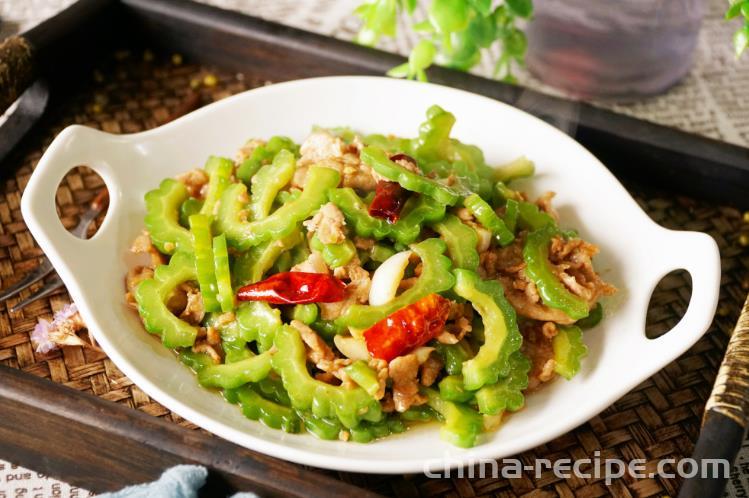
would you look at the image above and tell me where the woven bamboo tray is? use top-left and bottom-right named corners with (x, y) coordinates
top-left (0, 52), bottom-right (739, 498)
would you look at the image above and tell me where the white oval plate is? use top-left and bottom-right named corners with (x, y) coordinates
top-left (21, 76), bottom-right (720, 474)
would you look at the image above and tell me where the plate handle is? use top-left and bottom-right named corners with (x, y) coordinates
top-left (21, 125), bottom-right (137, 280)
top-left (640, 229), bottom-right (721, 356)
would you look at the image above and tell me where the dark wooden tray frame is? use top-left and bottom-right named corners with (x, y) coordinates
top-left (2, 0), bottom-right (747, 495)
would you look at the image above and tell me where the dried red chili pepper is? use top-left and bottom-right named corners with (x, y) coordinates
top-left (368, 153), bottom-right (417, 224)
top-left (389, 153), bottom-right (418, 168)
top-left (368, 181), bottom-right (409, 223)
top-left (236, 272), bottom-right (346, 305)
top-left (363, 293), bottom-right (451, 361)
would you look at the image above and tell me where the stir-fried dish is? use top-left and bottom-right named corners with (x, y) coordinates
top-left (125, 106), bottom-right (616, 447)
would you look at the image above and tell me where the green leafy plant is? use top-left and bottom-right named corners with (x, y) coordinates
top-left (354, 0), bottom-right (533, 82)
top-left (727, 0), bottom-right (749, 57)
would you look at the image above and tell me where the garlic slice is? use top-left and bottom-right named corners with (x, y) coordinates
top-left (474, 226), bottom-right (492, 252)
top-left (413, 346), bottom-right (435, 364)
top-left (334, 335), bottom-right (370, 361)
top-left (368, 250), bottom-right (413, 306)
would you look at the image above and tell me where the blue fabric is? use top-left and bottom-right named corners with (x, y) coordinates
top-left (97, 465), bottom-right (258, 498)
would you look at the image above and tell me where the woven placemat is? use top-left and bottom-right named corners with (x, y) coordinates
top-left (0, 52), bottom-right (741, 498)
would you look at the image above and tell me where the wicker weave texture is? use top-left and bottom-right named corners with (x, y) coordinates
top-left (0, 54), bottom-right (740, 498)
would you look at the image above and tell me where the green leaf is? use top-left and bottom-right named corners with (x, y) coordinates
top-left (470, 0), bottom-right (493, 16)
top-left (493, 4), bottom-right (510, 29)
top-left (493, 55), bottom-right (507, 78)
top-left (368, 0), bottom-right (398, 37)
top-left (467, 13), bottom-right (497, 48)
top-left (386, 62), bottom-right (410, 78)
top-left (355, 0), bottom-right (398, 46)
top-left (353, 0), bottom-right (531, 82)
top-left (441, 31), bottom-right (481, 70)
top-left (504, 28), bottom-right (528, 60)
top-left (735, 24), bottom-right (749, 57)
top-left (399, 0), bottom-right (417, 14)
top-left (356, 26), bottom-right (379, 46)
top-left (412, 20), bottom-right (435, 33)
top-left (354, 2), bottom-right (372, 16)
top-left (506, 0), bottom-right (533, 18)
top-left (726, 1), bottom-right (744, 19)
top-left (429, 0), bottom-right (470, 33)
top-left (726, 0), bottom-right (749, 19)
top-left (409, 39), bottom-right (437, 70)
